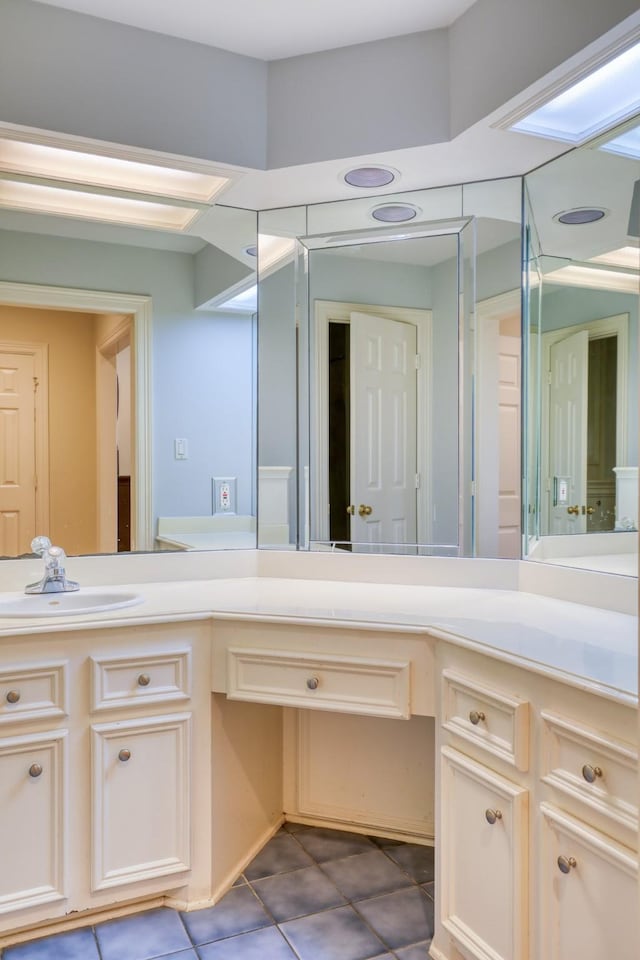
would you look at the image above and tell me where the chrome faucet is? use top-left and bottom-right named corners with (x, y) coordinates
top-left (25, 536), bottom-right (80, 594)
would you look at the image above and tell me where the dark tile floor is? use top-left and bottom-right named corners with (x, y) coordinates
top-left (1, 824), bottom-right (435, 960)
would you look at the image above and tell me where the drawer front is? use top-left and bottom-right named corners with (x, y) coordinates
top-left (0, 662), bottom-right (67, 725)
top-left (541, 711), bottom-right (638, 832)
top-left (227, 647), bottom-right (411, 718)
top-left (90, 650), bottom-right (191, 712)
top-left (441, 669), bottom-right (530, 771)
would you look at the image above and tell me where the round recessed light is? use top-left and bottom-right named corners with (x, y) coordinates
top-left (371, 203), bottom-right (419, 223)
top-left (554, 207), bottom-right (607, 225)
top-left (243, 244), bottom-right (257, 257)
top-left (344, 166), bottom-right (396, 188)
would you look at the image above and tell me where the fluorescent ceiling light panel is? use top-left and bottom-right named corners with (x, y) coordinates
top-left (544, 263), bottom-right (639, 293)
top-left (0, 181), bottom-right (199, 230)
top-left (589, 246), bottom-right (640, 269)
top-left (218, 284), bottom-right (257, 312)
top-left (0, 139), bottom-right (228, 202)
top-left (510, 41), bottom-right (640, 143)
top-left (600, 123), bottom-right (640, 160)
top-left (258, 234), bottom-right (297, 271)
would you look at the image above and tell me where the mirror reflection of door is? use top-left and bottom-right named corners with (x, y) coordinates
top-left (0, 304), bottom-right (133, 557)
top-left (329, 311), bottom-right (418, 552)
top-left (545, 315), bottom-right (624, 536)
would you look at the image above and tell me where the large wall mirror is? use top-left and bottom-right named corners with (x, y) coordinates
top-left (258, 178), bottom-right (522, 557)
top-left (524, 114), bottom-right (640, 576)
top-left (0, 146), bottom-right (258, 559)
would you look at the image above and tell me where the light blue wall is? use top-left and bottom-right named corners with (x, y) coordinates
top-left (0, 228), bottom-right (256, 529)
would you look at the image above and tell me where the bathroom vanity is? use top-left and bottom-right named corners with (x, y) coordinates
top-left (0, 550), bottom-right (636, 960)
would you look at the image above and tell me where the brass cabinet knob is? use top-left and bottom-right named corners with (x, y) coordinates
top-left (6, 690), bottom-right (20, 704)
top-left (118, 749), bottom-right (131, 762)
top-left (582, 764), bottom-right (603, 783)
top-left (137, 673), bottom-right (151, 687)
top-left (485, 808), bottom-right (502, 825)
top-left (566, 505), bottom-right (580, 515)
top-left (306, 677), bottom-right (320, 691)
top-left (358, 504), bottom-right (373, 517)
top-left (29, 763), bottom-right (43, 778)
top-left (469, 710), bottom-right (486, 725)
top-left (557, 855), bottom-right (577, 874)
top-left (346, 505), bottom-right (355, 515)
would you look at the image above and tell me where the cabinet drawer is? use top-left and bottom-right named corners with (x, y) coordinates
top-left (90, 650), bottom-right (191, 712)
top-left (0, 662), bottom-right (67, 725)
top-left (541, 711), bottom-right (638, 832)
top-left (441, 669), bottom-right (530, 771)
top-left (227, 647), bottom-right (411, 718)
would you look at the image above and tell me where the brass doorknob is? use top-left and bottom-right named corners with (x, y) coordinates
top-left (567, 505), bottom-right (580, 515)
top-left (586, 506), bottom-right (594, 515)
top-left (346, 505), bottom-right (355, 515)
top-left (358, 504), bottom-right (373, 517)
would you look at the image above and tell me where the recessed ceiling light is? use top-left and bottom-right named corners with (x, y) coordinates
top-left (554, 207), bottom-right (607, 225)
top-left (0, 180), bottom-right (200, 230)
top-left (344, 166), bottom-right (396, 188)
top-left (507, 39), bottom-right (640, 144)
top-left (371, 203), bottom-right (419, 223)
top-left (0, 138), bottom-right (228, 203)
top-left (243, 245), bottom-right (257, 257)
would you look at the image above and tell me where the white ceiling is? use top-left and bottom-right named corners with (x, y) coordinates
top-left (34, 0), bottom-right (478, 60)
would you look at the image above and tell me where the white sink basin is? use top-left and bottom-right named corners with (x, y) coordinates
top-left (0, 591), bottom-right (143, 618)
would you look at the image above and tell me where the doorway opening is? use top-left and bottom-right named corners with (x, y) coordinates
top-left (0, 282), bottom-right (152, 556)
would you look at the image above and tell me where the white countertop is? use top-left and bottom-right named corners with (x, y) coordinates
top-left (0, 574), bottom-right (636, 706)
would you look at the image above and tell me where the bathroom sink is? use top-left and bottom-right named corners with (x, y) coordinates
top-left (0, 591), bottom-right (143, 618)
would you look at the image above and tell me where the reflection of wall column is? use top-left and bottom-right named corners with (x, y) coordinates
top-left (258, 466), bottom-right (293, 546)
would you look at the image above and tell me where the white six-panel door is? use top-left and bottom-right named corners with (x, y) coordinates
top-left (349, 312), bottom-right (417, 550)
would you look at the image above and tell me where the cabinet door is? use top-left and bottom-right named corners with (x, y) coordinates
top-left (440, 746), bottom-right (529, 960)
top-left (0, 731), bottom-right (66, 914)
top-left (540, 802), bottom-right (638, 960)
top-left (91, 713), bottom-right (191, 891)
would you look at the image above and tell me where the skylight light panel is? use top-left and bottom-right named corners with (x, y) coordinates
top-left (600, 124), bottom-right (640, 160)
top-left (509, 41), bottom-right (640, 143)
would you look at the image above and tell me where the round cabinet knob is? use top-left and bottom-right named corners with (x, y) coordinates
top-left (469, 710), bottom-right (486, 725)
top-left (581, 764), bottom-right (603, 783)
top-left (557, 855), bottom-right (577, 874)
top-left (306, 677), bottom-right (320, 691)
top-left (28, 763), bottom-right (43, 778)
top-left (118, 749), bottom-right (131, 762)
top-left (137, 673), bottom-right (151, 687)
top-left (485, 808), bottom-right (502, 825)
top-left (6, 690), bottom-right (20, 704)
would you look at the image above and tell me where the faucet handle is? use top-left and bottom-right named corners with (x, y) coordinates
top-left (31, 536), bottom-right (52, 557)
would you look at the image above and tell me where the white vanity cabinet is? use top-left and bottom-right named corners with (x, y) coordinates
top-left (0, 620), bottom-right (212, 941)
top-left (432, 644), bottom-right (638, 960)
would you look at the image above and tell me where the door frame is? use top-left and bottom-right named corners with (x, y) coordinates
top-left (312, 299), bottom-right (432, 546)
top-left (541, 313), bottom-right (629, 533)
top-left (0, 339), bottom-right (49, 542)
top-left (476, 289), bottom-right (521, 557)
top-left (0, 282), bottom-right (153, 550)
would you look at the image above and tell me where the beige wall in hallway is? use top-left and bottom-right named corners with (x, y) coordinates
top-left (0, 305), bottom-right (98, 555)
